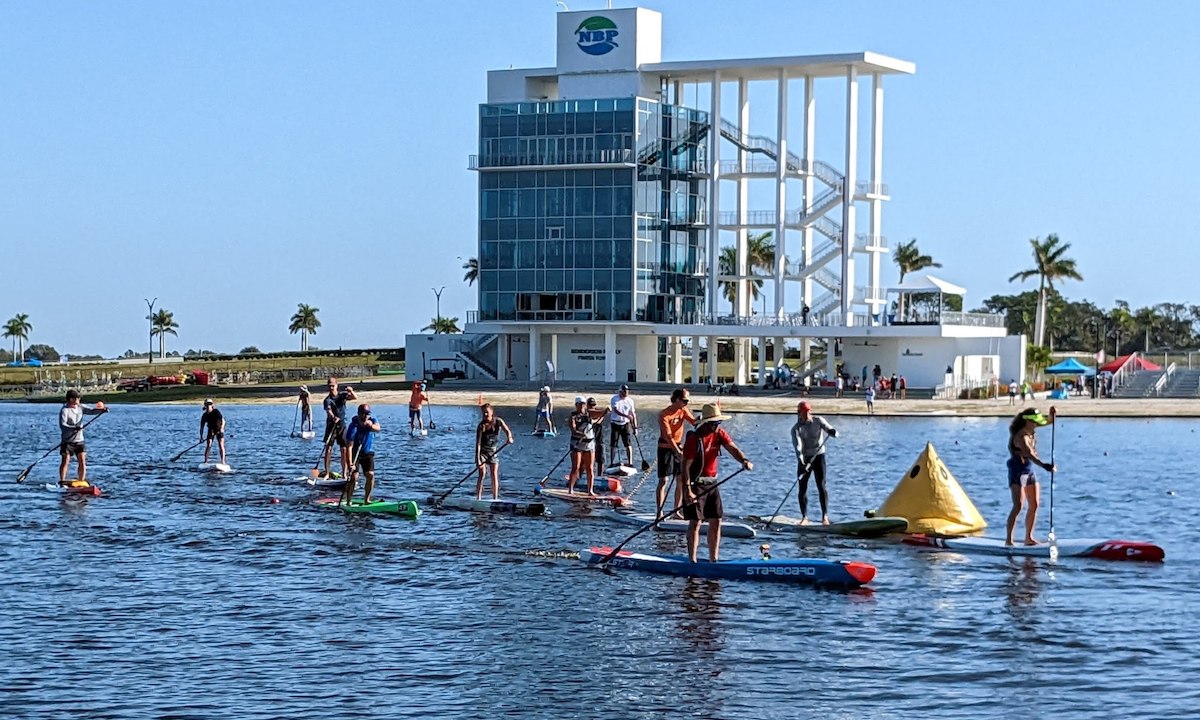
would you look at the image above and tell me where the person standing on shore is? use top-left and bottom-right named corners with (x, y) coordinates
top-left (299, 385), bottom-right (313, 434)
top-left (343, 403), bottom-right (381, 505)
top-left (681, 404), bottom-right (753, 563)
top-left (408, 381), bottom-right (429, 435)
top-left (58, 389), bottom-right (108, 487)
top-left (567, 396), bottom-right (599, 495)
top-left (474, 403), bottom-right (515, 500)
top-left (609, 384), bottom-right (637, 469)
top-left (656, 388), bottom-right (696, 517)
top-left (1005, 407), bottom-right (1057, 546)
top-left (533, 386), bottom-right (555, 435)
top-left (865, 384), bottom-right (875, 415)
top-left (321, 378), bottom-right (356, 480)
top-left (790, 401), bottom-right (838, 525)
top-left (200, 399), bottom-right (226, 466)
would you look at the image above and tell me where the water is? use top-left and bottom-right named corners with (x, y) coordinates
top-left (1, 403), bottom-right (1197, 719)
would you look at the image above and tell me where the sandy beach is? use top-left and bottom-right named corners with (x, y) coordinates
top-left (180, 381), bottom-right (1200, 418)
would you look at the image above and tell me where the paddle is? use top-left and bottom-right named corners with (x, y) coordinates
top-left (763, 435), bottom-right (829, 530)
top-left (432, 441), bottom-right (510, 505)
top-left (631, 426), bottom-right (652, 473)
top-left (427, 401), bottom-right (437, 431)
top-left (309, 426), bottom-right (339, 478)
top-left (538, 411), bottom-right (607, 487)
top-left (16, 412), bottom-right (106, 484)
top-left (289, 399), bottom-right (299, 437)
top-left (597, 467), bottom-right (747, 566)
top-left (1048, 405), bottom-right (1058, 561)
top-left (170, 439), bottom-right (205, 463)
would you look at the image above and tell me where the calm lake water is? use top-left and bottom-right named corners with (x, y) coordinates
top-left (1, 402), bottom-right (1197, 719)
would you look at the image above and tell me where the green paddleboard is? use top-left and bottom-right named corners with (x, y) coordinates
top-left (315, 497), bottom-right (421, 518)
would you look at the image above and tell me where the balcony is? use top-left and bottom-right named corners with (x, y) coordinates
top-left (469, 149), bottom-right (635, 170)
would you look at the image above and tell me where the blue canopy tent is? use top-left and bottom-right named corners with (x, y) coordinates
top-left (1045, 357), bottom-right (1094, 376)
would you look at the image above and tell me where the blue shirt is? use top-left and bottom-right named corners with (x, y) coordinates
top-left (346, 416), bottom-right (377, 454)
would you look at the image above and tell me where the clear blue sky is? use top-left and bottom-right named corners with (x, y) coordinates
top-left (2, 1), bottom-right (1197, 357)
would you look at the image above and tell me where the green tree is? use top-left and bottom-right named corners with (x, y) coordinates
top-left (718, 245), bottom-right (763, 314)
top-left (422, 316), bottom-right (462, 334)
top-left (893, 238), bottom-right (942, 283)
top-left (1008, 234), bottom-right (1083, 347)
top-left (149, 309), bottom-right (179, 359)
top-left (3, 313), bottom-right (33, 362)
top-left (462, 257), bottom-right (479, 286)
top-left (289, 303), bottom-right (321, 352)
top-left (25, 343), bottom-right (60, 363)
top-left (1027, 344), bottom-right (1054, 378)
top-left (239, 346), bottom-right (261, 355)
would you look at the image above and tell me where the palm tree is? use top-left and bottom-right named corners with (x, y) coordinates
top-left (149, 309), bottom-right (179, 359)
top-left (462, 257), bottom-right (479, 286)
top-left (3, 314), bottom-right (33, 362)
top-left (717, 245), bottom-right (763, 314)
top-left (289, 303), bottom-right (321, 352)
top-left (422, 316), bottom-right (462, 334)
top-left (746, 231), bottom-right (776, 275)
top-left (893, 238), bottom-right (942, 283)
top-left (1008, 234), bottom-right (1083, 347)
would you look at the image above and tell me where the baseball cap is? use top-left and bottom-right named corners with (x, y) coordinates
top-left (203, 398), bottom-right (214, 406)
top-left (619, 384), bottom-right (629, 391)
top-left (574, 395), bottom-right (586, 404)
top-left (798, 401), bottom-right (812, 412)
top-left (541, 385), bottom-right (550, 392)
top-left (586, 397), bottom-right (597, 406)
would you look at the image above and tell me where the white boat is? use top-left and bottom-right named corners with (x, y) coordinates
top-left (596, 509), bottom-right (757, 539)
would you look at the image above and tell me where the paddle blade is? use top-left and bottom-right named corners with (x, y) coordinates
top-left (429, 421), bottom-right (437, 430)
top-left (15, 465), bottom-right (33, 484)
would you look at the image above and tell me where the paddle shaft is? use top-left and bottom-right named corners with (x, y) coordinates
top-left (290, 399), bottom-right (299, 436)
top-left (1049, 414), bottom-right (1056, 537)
top-left (434, 441), bottom-right (510, 504)
top-left (599, 467), bottom-right (747, 565)
top-left (310, 424), bottom-right (339, 476)
top-left (539, 412), bottom-right (606, 487)
top-left (16, 412), bottom-right (106, 483)
top-left (763, 435), bottom-right (828, 530)
top-left (170, 438), bottom-right (206, 462)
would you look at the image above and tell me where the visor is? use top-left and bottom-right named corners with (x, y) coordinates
top-left (1021, 411), bottom-right (1050, 426)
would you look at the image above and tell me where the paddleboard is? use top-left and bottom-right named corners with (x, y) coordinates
top-left (604, 464), bottom-right (638, 477)
top-left (296, 431), bottom-right (316, 440)
top-left (44, 481), bottom-right (102, 497)
top-left (532, 429), bottom-right (558, 438)
top-left (597, 509), bottom-right (756, 539)
top-left (197, 463), bottom-right (233, 473)
top-left (560, 474), bottom-right (624, 493)
top-left (303, 476), bottom-right (349, 490)
top-left (536, 487), bottom-right (628, 507)
top-left (313, 496), bottom-right (421, 518)
top-left (429, 495), bottom-right (547, 516)
top-left (410, 429), bottom-right (428, 438)
top-left (903, 534), bottom-right (1165, 562)
top-left (746, 514), bottom-right (908, 538)
top-left (579, 546), bottom-right (876, 587)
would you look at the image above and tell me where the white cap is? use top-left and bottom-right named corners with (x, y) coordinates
top-left (203, 398), bottom-right (214, 406)
top-left (541, 386), bottom-right (550, 392)
top-left (574, 396), bottom-right (586, 404)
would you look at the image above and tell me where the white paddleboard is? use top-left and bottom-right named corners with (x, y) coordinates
top-left (297, 431), bottom-right (316, 440)
top-left (198, 463), bottom-right (233, 473)
top-left (604, 464), bottom-right (638, 477)
top-left (597, 509), bottom-right (757, 539)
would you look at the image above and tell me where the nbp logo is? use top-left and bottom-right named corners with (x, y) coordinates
top-left (575, 16), bottom-right (619, 56)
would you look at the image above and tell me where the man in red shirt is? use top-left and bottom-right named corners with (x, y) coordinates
top-left (681, 403), bottom-right (753, 563)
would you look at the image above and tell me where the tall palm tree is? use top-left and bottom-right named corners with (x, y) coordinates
top-left (3, 314), bottom-right (33, 362)
top-left (746, 231), bottom-right (776, 275)
top-left (149, 309), bottom-right (179, 359)
top-left (893, 238), bottom-right (942, 283)
top-left (289, 303), bottom-right (321, 352)
top-left (1008, 233), bottom-right (1083, 347)
top-left (422, 316), bottom-right (462, 334)
top-left (462, 257), bottom-right (479, 286)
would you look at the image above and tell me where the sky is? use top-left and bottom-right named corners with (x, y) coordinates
top-left (2, 0), bottom-right (1198, 358)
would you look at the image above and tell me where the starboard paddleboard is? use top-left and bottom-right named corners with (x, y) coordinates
top-left (429, 495), bottom-right (547, 516)
top-left (578, 547), bottom-right (875, 587)
top-left (903, 534), bottom-right (1165, 562)
top-left (44, 481), bottom-right (102, 497)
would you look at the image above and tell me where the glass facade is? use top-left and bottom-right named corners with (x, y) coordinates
top-left (476, 97), bottom-right (709, 325)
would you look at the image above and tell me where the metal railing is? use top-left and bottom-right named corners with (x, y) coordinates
top-left (939, 311), bottom-right (1007, 328)
top-left (469, 149), bottom-right (635, 169)
top-left (854, 233), bottom-right (888, 252)
top-left (855, 181), bottom-right (889, 196)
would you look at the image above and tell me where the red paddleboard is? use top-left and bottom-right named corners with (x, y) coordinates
top-left (903, 534), bottom-right (1165, 562)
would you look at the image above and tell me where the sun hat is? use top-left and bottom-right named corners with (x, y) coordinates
top-left (299, 385), bottom-right (308, 393)
top-left (695, 403), bottom-right (731, 426)
top-left (574, 395), bottom-right (586, 404)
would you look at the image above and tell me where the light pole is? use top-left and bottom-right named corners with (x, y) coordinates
top-left (145, 297), bottom-right (157, 364)
top-left (432, 286), bottom-right (445, 330)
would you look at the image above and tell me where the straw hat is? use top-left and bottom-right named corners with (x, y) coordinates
top-left (695, 403), bottom-right (731, 426)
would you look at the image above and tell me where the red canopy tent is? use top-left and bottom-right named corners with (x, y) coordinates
top-left (1099, 354), bottom-right (1162, 373)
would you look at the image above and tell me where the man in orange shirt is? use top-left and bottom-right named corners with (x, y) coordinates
top-left (655, 387), bottom-right (696, 518)
top-left (408, 381), bottom-right (429, 435)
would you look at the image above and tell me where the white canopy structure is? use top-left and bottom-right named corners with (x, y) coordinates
top-left (888, 274), bottom-right (967, 295)
top-left (886, 275), bottom-right (967, 325)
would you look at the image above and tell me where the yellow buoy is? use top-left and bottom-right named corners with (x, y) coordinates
top-left (878, 442), bottom-right (987, 535)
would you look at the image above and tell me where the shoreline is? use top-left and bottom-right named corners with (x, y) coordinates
top-left (42, 380), bottom-right (1200, 418)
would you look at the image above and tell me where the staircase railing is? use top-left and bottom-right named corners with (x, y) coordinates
top-left (716, 119), bottom-right (844, 189)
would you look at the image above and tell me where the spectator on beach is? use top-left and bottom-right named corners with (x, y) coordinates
top-left (899, 375), bottom-right (907, 400)
top-left (1008, 379), bottom-right (1017, 406)
top-left (835, 374), bottom-right (844, 399)
top-left (890, 372), bottom-right (899, 399)
top-left (865, 385), bottom-right (875, 415)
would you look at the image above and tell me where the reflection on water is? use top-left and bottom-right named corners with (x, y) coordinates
top-left (0, 403), bottom-right (1197, 719)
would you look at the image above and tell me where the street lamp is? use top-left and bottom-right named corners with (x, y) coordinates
top-left (145, 297), bottom-right (157, 364)
top-left (432, 286), bottom-right (445, 328)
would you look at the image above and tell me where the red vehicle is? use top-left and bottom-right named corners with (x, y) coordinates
top-left (187, 370), bottom-right (210, 385)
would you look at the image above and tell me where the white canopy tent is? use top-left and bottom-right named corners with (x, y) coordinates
top-left (887, 275), bottom-right (967, 325)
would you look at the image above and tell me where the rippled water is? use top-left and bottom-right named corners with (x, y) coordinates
top-left (1, 402), bottom-right (1197, 719)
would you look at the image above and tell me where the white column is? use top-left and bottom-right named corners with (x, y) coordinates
top-left (841, 66), bottom-right (859, 326)
top-left (735, 77), bottom-right (750, 384)
top-left (528, 330), bottom-right (540, 382)
top-left (497, 333), bottom-right (509, 381)
top-left (868, 73), bottom-right (885, 324)
top-left (757, 337), bottom-right (766, 387)
top-left (691, 335), bottom-right (701, 384)
top-left (774, 68), bottom-right (788, 319)
top-left (549, 333), bottom-right (559, 382)
top-left (801, 75), bottom-right (815, 367)
top-left (707, 72), bottom-right (722, 323)
top-left (604, 326), bottom-right (617, 383)
top-left (671, 336), bottom-right (683, 384)
top-left (673, 80), bottom-right (684, 106)
top-left (707, 335), bottom-right (718, 385)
